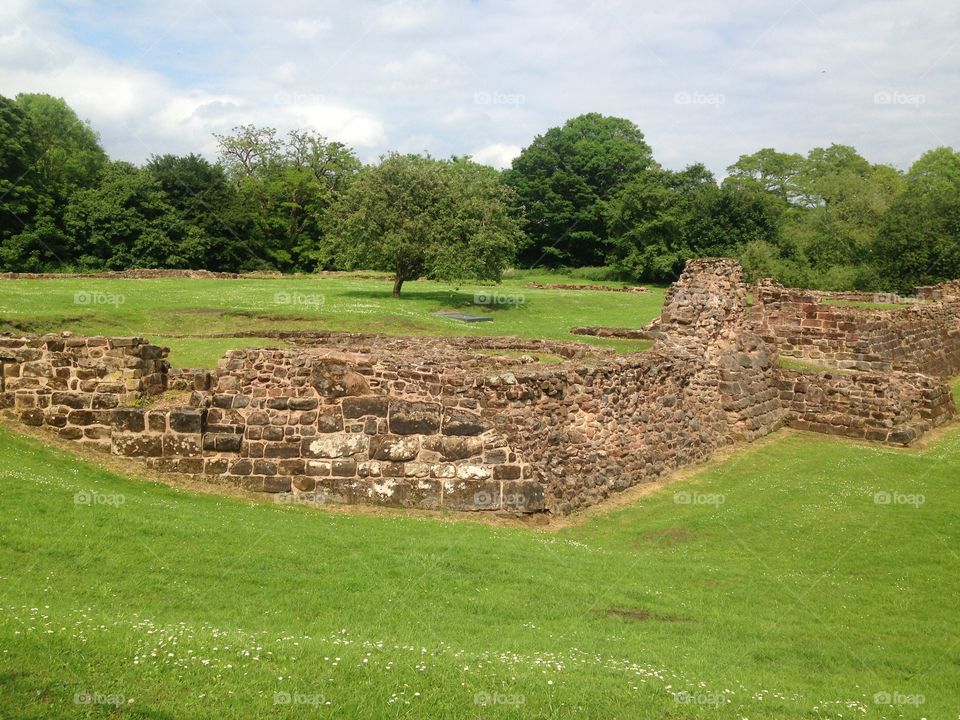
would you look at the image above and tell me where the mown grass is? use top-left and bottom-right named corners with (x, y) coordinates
top-left (0, 270), bottom-right (663, 367)
top-left (1, 423), bottom-right (958, 719)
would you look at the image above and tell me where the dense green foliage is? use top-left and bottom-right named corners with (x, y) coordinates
top-left (323, 153), bottom-right (521, 295)
top-left (503, 113), bottom-right (655, 268)
top-left (1, 93), bottom-right (959, 291)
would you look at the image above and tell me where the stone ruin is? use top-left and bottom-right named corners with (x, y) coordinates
top-left (1, 259), bottom-right (957, 515)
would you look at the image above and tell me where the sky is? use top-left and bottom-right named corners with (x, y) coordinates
top-left (1, 0), bottom-right (957, 176)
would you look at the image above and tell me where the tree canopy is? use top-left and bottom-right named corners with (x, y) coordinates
top-left (1, 93), bottom-right (958, 295)
top-left (505, 113), bottom-right (654, 268)
top-left (323, 153), bottom-right (520, 296)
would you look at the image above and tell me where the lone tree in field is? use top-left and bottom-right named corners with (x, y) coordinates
top-left (323, 153), bottom-right (520, 297)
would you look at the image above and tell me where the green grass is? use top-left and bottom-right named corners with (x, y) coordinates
top-left (777, 356), bottom-right (850, 373)
top-left (0, 272), bottom-right (664, 367)
top-left (2, 423), bottom-right (959, 718)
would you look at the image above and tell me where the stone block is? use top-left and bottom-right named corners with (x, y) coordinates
top-left (164, 434), bottom-right (202, 458)
top-left (343, 395), bottom-right (389, 418)
top-left (441, 407), bottom-right (489, 436)
top-left (442, 479), bottom-right (500, 511)
top-left (169, 409), bottom-right (203, 434)
top-left (302, 433), bottom-right (368, 458)
top-left (112, 433), bottom-right (163, 457)
top-left (369, 435), bottom-right (420, 461)
top-left (370, 477), bottom-right (441, 509)
top-left (110, 408), bottom-right (146, 433)
top-left (389, 400), bottom-right (441, 435)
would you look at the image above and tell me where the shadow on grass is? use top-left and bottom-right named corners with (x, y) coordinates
top-left (340, 288), bottom-right (531, 314)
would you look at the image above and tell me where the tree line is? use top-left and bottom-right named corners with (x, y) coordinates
top-left (1, 94), bottom-right (958, 294)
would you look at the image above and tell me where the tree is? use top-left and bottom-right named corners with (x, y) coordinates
top-left (14, 93), bottom-right (107, 202)
top-left (64, 161), bottom-right (185, 269)
top-left (505, 113), bottom-right (654, 268)
top-left (323, 153), bottom-right (520, 296)
top-left (727, 148), bottom-right (805, 203)
top-left (144, 154), bottom-right (258, 271)
top-left (874, 147), bottom-right (960, 292)
top-left (214, 125), bottom-right (360, 271)
top-left (0, 96), bottom-right (39, 265)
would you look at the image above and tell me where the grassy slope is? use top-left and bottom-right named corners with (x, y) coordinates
top-left (1, 424), bottom-right (958, 719)
top-left (0, 271), bottom-right (663, 367)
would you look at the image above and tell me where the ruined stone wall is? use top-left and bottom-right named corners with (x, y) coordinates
top-left (778, 368), bottom-right (954, 445)
top-left (2, 258), bottom-right (958, 516)
top-left (0, 335), bottom-right (168, 440)
top-left (753, 280), bottom-right (960, 377)
top-left (197, 344), bottom-right (738, 514)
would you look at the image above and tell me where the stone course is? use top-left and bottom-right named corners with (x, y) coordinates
top-left (2, 258), bottom-right (958, 515)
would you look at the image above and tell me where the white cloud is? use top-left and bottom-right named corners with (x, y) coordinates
top-left (470, 143), bottom-right (521, 169)
top-left (0, 0), bottom-right (956, 174)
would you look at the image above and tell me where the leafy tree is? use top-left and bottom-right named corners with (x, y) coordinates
top-left (727, 148), bottom-right (805, 202)
top-left (606, 165), bottom-right (784, 282)
top-left (874, 147), bottom-right (960, 291)
top-left (0, 94), bottom-right (107, 270)
top-left (214, 125), bottom-right (360, 271)
top-left (14, 93), bottom-right (107, 202)
top-left (505, 113), bottom-right (654, 268)
top-left (144, 154), bottom-right (258, 271)
top-left (64, 161), bottom-right (185, 269)
top-left (0, 96), bottom-right (40, 267)
top-left (324, 153), bottom-right (520, 296)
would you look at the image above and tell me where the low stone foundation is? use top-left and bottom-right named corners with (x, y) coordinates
top-left (778, 368), bottom-right (954, 444)
top-left (2, 258), bottom-right (957, 515)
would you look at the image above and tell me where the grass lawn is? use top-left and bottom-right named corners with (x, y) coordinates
top-left (2, 423), bottom-right (958, 718)
top-left (0, 270), bottom-right (662, 367)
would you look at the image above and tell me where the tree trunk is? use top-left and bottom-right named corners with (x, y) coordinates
top-left (392, 275), bottom-right (404, 297)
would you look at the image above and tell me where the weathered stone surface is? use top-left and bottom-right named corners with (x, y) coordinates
top-left (110, 408), bottom-right (146, 433)
top-left (442, 479), bottom-right (501, 511)
top-left (389, 400), bottom-right (441, 435)
top-left (422, 436), bottom-right (483, 461)
top-left (342, 396), bottom-right (389, 418)
top-left (501, 480), bottom-right (545, 512)
top-left (112, 433), bottom-right (163, 457)
top-left (169, 409), bottom-right (203, 434)
top-left (310, 359), bottom-right (370, 397)
top-left (441, 407), bottom-right (489, 436)
top-left (369, 435), bottom-right (420, 461)
top-left (302, 434), bottom-right (369, 458)
top-left (370, 477), bottom-right (441, 509)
